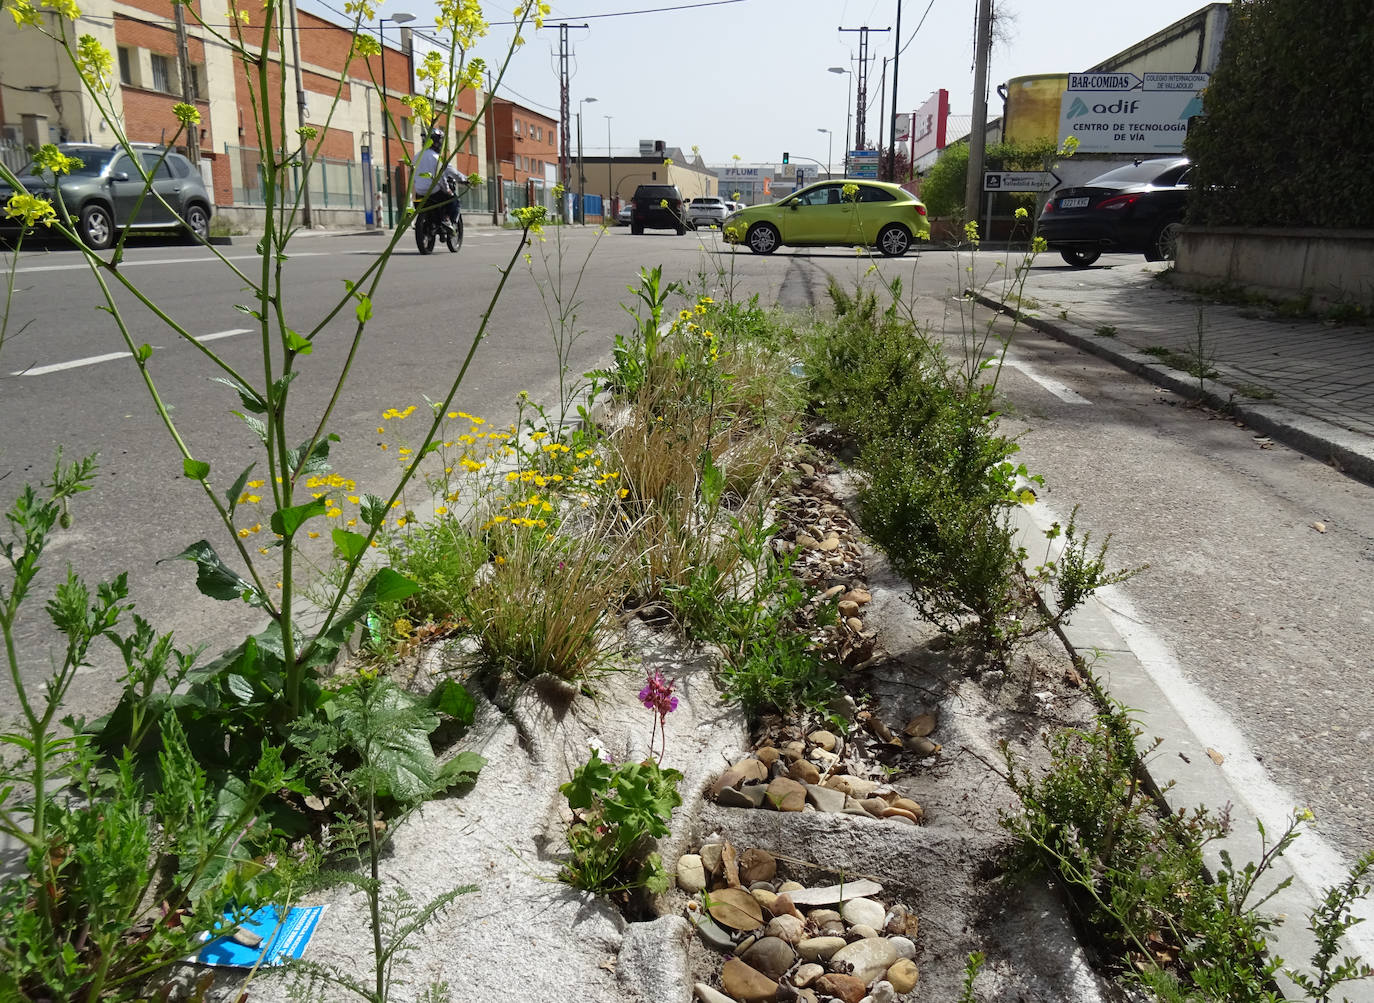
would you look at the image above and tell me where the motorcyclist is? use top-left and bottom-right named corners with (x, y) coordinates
top-left (414, 127), bottom-right (465, 232)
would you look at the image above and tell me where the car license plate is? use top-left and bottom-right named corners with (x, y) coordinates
top-left (1060, 196), bottom-right (1090, 209)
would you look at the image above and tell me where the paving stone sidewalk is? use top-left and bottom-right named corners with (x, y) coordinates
top-left (981, 257), bottom-right (1374, 484)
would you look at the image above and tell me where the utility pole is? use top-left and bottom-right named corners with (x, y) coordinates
top-left (964, 0), bottom-right (993, 226)
top-left (877, 56), bottom-right (887, 178)
top-left (173, 3), bottom-right (200, 165)
top-left (540, 22), bottom-right (587, 202)
top-left (286, 0), bottom-right (311, 226)
top-left (839, 24), bottom-right (889, 150)
top-left (486, 69), bottom-right (499, 225)
top-left (887, 0), bottom-right (903, 182)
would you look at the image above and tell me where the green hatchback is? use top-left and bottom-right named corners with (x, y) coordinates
top-left (722, 179), bottom-right (929, 257)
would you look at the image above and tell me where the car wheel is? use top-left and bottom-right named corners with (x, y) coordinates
top-left (746, 222), bottom-right (780, 255)
top-left (446, 215), bottom-right (463, 252)
top-left (631, 224), bottom-right (643, 235)
top-left (1060, 248), bottom-right (1101, 268)
top-left (877, 223), bottom-right (913, 257)
top-left (676, 225), bottom-right (686, 235)
top-left (182, 203), bottom-right (210, 244)
top-left (79, 203), bottom-right (115, 250)
top-left (1148, 220), bottom-right (1183, 261)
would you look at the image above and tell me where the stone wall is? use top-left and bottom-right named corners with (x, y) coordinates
top-left (1175, 227), bottom-right (1374, 310)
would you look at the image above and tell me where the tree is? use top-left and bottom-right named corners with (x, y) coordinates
top-left (1186, 0), bottom-right (1373, 228)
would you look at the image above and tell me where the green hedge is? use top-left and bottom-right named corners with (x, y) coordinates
top-left (918, 138), bottom-right (1057, 218)
top-left (1186, 0), bottom-right (1374, 228)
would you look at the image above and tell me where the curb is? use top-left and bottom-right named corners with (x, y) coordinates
top-left (972, 292), bottom-right (1374, 488)
top-left (1009, 501), bottom-right (1374, 1001)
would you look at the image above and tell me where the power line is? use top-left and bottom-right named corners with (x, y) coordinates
top-left (896, 0), bottom-right (936, 57)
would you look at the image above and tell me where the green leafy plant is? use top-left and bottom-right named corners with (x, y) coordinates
top-left (959, 951), bottom-right (986, 1003)
top-left (0, 457), bottom-right (294, 1002)
top-left (289, 672), bottom-right (484, 1003)
top-left (1095, 324), bottom-right (1118, 337)
top-left (558, 749), bottom-right (682, 895)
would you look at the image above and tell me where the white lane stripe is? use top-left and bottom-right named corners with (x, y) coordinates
top-left (12, 328), bottom-right (251, 376)
top-left (1004, 358), bottom-right (1092, 404)
top-left (13, 251), bottom-right (328, 275)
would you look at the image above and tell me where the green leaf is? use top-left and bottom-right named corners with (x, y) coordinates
top-left (269, 497), bottom-right (327, 537)
top-left (166, 540), bottom-right (264, 606)
top-left (286, 433), bottom-right (339, 479)
top-left (234, 302), bottom-right (264, 321)
top-left (559, 748), bottom-right (613, 811)
top-left (436, 750), bottom-right (486, 789)
top-left (701, 453), bottom-right (725, 508)
top-left (225, 463), bottom-right (256, 516)
top-left (233, 411), bottom-right (269, 444)
top-left (355, 295), bottom-right (373, 323)
top-left (332, 527), bottom-right (369, 561)
top-left (136, 343), bottom-right (153, 362)
top-left (367, 567), bottom-right (419, 604)
top-left (214, 376), bottom-right (267, 414)
top-left (427, 679), bottom-right (475, 726)
top-left (359, 494), bottom-right (388, 529)
top-left (283, 327), bottom-right (313, 355)
top-left (183, 457), bottom-right (211, 481)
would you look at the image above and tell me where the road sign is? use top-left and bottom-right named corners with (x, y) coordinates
top-left (848, 150), bottom-right (879, 180)
top-left (1144, 72), bottom-right (1210, 91)
top-left (1059, 77), bottom-right (1207, 154)
top-left (984, 171), bottom-right (1056, 192)
top-left (1068, 72), bottom-right (1141, 91)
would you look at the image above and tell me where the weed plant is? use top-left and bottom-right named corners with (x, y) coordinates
top-left (1003, 701), bottom-right (1374, 1002)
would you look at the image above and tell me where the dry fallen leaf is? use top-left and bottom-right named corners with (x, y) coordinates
top-left (706, 887), bottom-right (764, 931)
top-left (1206, 747), bottom-right (1225, 765)
top-left (903, 712), bottom-right (938, 738)
top-left (1313, 521), bottom-right (1327, 533)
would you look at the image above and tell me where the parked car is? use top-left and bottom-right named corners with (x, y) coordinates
top-left (722, 180), bottom-right (929, 256)
top-left (616, 203), bottom-right (632, 226)
top-left (0, 142), bottom-right (212, 250)
top-left (726, 200), bottom-right (746, 214)
top-left (630, 183), bottom-right (685, 235)
top-left (686, 196), bottom-right (730, 229)
top-left (1037, 156), bottom-right (1190, 267)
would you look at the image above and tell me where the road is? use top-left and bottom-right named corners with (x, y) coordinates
top-left (3, 232), bottom-right (1372, 871)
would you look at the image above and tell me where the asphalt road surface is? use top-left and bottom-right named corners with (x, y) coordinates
top-left (3, 232), bottom-right (1371, 876)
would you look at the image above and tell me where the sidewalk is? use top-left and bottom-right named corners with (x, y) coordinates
top-left (975, 259), bottom-right (1374, 486)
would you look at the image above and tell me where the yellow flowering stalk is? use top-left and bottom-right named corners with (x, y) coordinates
top-left (4, 193), bottom-right (57, 227)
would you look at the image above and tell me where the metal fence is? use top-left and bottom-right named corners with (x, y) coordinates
top-left (225, 144), bottom-right (371, 209)
top-left (0, 138), bottom-right (30, 174)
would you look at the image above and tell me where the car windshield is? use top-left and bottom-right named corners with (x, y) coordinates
top-left (1086, 160), bottom-right (1189, 187)
top-left (20, 149), bottom-right (115, 178)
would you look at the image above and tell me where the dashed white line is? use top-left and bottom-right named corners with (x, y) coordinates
top-left (11, 251), bottom-right (328, 275)
top-left (1004, 357), bottom-right (1092, 404)
top-left (11, 328), bottom-right (251, 376)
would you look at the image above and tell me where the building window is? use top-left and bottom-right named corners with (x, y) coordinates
top-left (150, 53), bottom-right (172, 93)
top-left (400, 116), bottom-right (411, 142)
top-left (190, 65), bottom-right (204, 99)
top-left (527, 123), bottom-right (534, 137)
top-left (467, 134), bottom-right (476, 154)
top-left (117, 46), bottom-right (133, 86)
top-left (536, 125), bottom-right (542, 141)
top-left (513, 117), bottom-right (521, 135)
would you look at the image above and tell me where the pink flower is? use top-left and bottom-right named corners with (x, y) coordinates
top-left (638, 671), bottom-right (678, 717)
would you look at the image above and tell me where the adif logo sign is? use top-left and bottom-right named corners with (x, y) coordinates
top-left (1070, 97), bottom-right (1141, 118)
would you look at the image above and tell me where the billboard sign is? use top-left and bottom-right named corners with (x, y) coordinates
top-left (1058, 73), bottom-right (1206, 153)
top-left (908, 89), bottom-right (950, 161)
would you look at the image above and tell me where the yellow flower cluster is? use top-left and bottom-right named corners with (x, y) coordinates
top-left (76, 34), bottom-right (113, 91)
top-left (4, 193), bottom-right (57, 228)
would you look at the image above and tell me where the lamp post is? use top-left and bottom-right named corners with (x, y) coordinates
top-left (828, 65), bottom-right (853, 177)
top-left (379, 11), bottom-right (414, 228)
top-left (817, 127), bottom-right (832, 178)
top-left (604, 114), bottom-right (613, 215)
top-left (576, 96), bottom-right (596, 224)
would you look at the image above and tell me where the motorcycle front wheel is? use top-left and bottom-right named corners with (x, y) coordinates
top-left (446, 214), bottom-right (463, 253)
top-left (415, 218), bottom-right (436, 255)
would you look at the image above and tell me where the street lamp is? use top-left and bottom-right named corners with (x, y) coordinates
top-left (576, 96), bottom-right (596, 224)
top-left (828, 65), bottom-right (852, 178)
top-left (379, 11), bottom-right (414, 228)
top-left (817, 127), bottom-right (832, 178)
top-left (604, 114), bottom-right (613, 216)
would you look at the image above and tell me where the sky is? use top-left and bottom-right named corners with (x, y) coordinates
top-left (306, 0), bottom-right (1226, 169)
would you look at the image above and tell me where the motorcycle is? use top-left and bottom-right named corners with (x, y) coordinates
top-left (414, 174), bottom-right (465, 255)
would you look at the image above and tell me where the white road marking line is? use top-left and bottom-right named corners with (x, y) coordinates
top-left (12, 251), bottom-right (327, 275)
top-left (1004, 358), bottom-right (1092, 404)
top-left (12, 328), bottom-right (250, 376)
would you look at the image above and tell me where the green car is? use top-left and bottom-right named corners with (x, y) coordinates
top-left (722, 179), bottom-right (929, 257)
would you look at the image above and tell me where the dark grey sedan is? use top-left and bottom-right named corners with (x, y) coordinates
top-left (1037, 157), bottom-right (1190, 267)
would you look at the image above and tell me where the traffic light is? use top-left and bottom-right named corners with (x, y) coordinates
top-left (782, 151), bottom-right (790, 165)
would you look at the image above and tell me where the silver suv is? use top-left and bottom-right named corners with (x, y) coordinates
top-left (0, 142), bottom-right (213, 249)
top-left (686, 196), bottom-right (730, 230)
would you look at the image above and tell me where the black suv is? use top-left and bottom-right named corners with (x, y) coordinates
top-left (0, 142), bottom-right (213, 249)
top-left (630, 184), bottom-right (685, 235)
